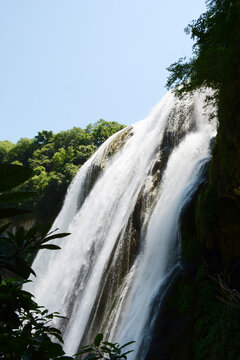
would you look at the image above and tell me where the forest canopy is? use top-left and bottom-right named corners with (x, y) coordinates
top-left (0, 120), bottom-right (125, 222)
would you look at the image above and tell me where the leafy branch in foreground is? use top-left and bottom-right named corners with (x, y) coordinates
top-left (0, 278), bottom-right (73, 360)
top-left (76, 333), bottom-right (135, 360)
top-left (0, 164), bottom-right (73, 359)
top-left (0, 223), bottom-right (70, 279)
top-left (0, 164), bottom-right (134, 359)
top-left (0, 163), bottom-right (70, 280)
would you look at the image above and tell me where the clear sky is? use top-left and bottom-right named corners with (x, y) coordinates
top-left (0, 0), bottom-right (206, 143)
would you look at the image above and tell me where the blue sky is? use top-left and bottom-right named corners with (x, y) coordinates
top-left (0, 0), bottom-right (206, 143)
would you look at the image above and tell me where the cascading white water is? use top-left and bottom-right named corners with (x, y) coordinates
top-left (26, 90), bottom-right (216, 359)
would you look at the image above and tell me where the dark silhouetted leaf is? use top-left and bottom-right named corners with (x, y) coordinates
top-left (0, 208), bottom-right (30, 219)
top-left (82, 354), bottom-right (98, 360)
top-left (94, 333), bottom-right (103, 347)
top-left (38, 244), bottom-right (61, 250)
top-left (14, 257), bottom-right (36, 279)
top-left (0, 164), bottom-right (33, 192)
top-left (0, 192), bottom-right (37, 203)
top-left (42, 233), bottom-right (70, 242)
top-left (122, 350), bottom-right (134, 356)
top-left (119, 341), bottom-right (135, 349)
top-left (76, 347), bottom-right (94, 355)
top-left (0, 222), bottom-right (11, 234)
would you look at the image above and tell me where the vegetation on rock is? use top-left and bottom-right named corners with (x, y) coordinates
top-left (163, 1), bottom-right (240, 359)
top-left (167, 0), bottom-right (240, 284)
top-left (0, 120), bottom-right (125, 223)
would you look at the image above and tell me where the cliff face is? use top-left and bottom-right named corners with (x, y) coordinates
top-left (155, 1), bottom-right (240, 356)
top-left (145, 84), bottom-right (240, 360)
top-left (197, 83), bottom-right (240, 283)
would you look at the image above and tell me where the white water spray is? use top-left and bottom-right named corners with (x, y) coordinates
top-left (27, 90), bottom-right (216, 359)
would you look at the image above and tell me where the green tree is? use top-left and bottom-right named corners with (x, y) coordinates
top-left (166, 0), bottom-right (240, 100)
top-left (0, 141), bottom-right (15, 163)
top-left (34, 130), bottom-right (54, 149)
top-left (52, 147), bottom-right (75, 171)
top-left (0, 121), bottom-right (125, 223)
top-left (29, 143), bottom-right (55, 172)
top-left (90, 120), bottom-right (125, 147)
top-left (53, 128), bottom-right (93, 151)
top-left (7, 138), bottom-right (35, 167)
top-left (74, 144), bottom-right (96, 165)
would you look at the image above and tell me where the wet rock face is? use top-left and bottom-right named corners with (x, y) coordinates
top-left (77, 163), bottom-right (102, 210)
top-left (56, 92), bottom-right (216, 356)
top-left (76, 110), bottom-right (198, 344)
top-left (150, 88), bottom-right (240, 360)
top-left (196, 86), bottom-right (240, 274)
top-left (151, 98), bottom-right (198, 193)
top-left (167, 98), bottom-right (195, 132)
top-left (76, 213), bottom-right (142, 349)
top-left (77, 127), bottom-right (133, 211)
top-left (76, 108), bottom-right (198, 348)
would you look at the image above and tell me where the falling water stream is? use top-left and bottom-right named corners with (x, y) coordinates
top-left (27, 90), bottom-right (216, 359)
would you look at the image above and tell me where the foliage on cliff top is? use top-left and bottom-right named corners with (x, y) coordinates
top-left (166, 0), bottom-right (240, 98)
top-left (0, 120), bottom-right (125, 222)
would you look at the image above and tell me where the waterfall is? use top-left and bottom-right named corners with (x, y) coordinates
top-left (26, 90), bottom-right (216, 359)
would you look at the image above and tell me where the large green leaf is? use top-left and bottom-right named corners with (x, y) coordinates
top-left (94, 333), bottom-right (103, 347)
top-left (14, 257), bottom-right (36, 279)
top-left (0, 191), bottom-right (37, 203)
top-left (0, 208), bottom-right (31, 219)
top-left (0, 164), bottom-right (33, 192)
top-left (42, 232), bottom-right (70, 242)
top-left (82, 354), bottom-right (98, 360)
top-left (37, 244), bottom-right (61, 250)
top-left (119, 341), bottom-right (135, 349)
top-left (0, 222), bottom-right (11, 234)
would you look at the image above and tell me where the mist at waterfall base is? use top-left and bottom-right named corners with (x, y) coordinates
top-left (26, 90), bottom-right (217, 359)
